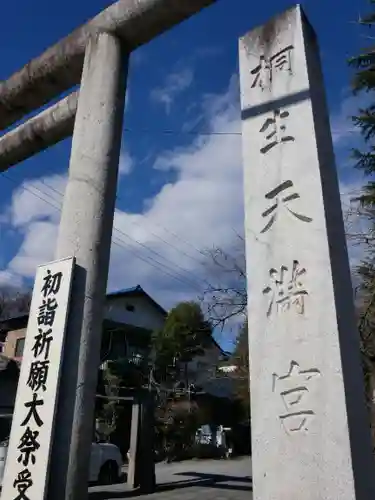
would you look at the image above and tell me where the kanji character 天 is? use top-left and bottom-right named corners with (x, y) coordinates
top-left (260, 180), bottom-right (312, 233)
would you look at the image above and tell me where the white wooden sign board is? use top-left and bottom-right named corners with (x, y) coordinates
top-left (1, 257), bottom-right (75, 500)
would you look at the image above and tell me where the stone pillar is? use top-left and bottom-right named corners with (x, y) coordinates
top-left (127, 392), bottom-right (155, 493)
top-left (136, 392), bottom-right (156, 493)
top-left (127, 401), bottom-right (140, 489)
top-left (239, 6), bottom-right (374, 500)
top-left (48, 32), bottom-right (127, 500)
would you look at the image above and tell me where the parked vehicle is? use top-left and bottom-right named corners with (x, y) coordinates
top-left (0, 436), bottom-right (123, 487)
top-left (90, 439), bottom-right (123, 485)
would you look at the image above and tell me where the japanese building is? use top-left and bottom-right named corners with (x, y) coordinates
top-left (0, 285), bottom-right (235, 457)
top-left (0, 285), bottom-right (167, 364)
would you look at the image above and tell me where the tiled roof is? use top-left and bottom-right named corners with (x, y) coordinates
top-left (106, 285), bottom-right (167, 316)
top-left (0, 285), bottom-right (167, 326)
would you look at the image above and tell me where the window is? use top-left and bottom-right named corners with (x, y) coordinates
top-left (15, 337), bottom-right (25, 357)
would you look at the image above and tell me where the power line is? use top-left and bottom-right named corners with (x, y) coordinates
top-left (39, 178), bottom-right (208, 288)
top-left (123, 125), bottom-right (360, 138)
top-left (1, 166), bottom-right (362, 291)
top-left (110, 223), bottom-right (205, 289)
top-left (115, 192), bottom-right (208, 260)
top-left (40, 176), bottom-right (209, 263)
top-left (0, 172), bottom-right (206, 292)
top-left (111, 236), bottom-right (201, 292)
top-left (37, 177), bottom-right (210, 284)
top-left (123, 127), bottom-right (242, 137)
top-left (1, 172), bottom-right (62, 212)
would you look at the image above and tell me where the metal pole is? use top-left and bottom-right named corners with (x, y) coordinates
top-left (48, 31), bottom-right (127, 500)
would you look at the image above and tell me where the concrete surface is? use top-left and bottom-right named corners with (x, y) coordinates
top-left (49, 32), bottom-right (126, 500)
top-left (0, 0), bottom-right (217, 131)
top-left (88, 457), bottom-right (252, 499)
top-left (239, 6), bottom-right (374, 500)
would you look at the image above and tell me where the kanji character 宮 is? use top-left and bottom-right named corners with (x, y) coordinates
top-left (261, 180), bottom-right (312, 233)
top-left (272, 361), bottom-right (321, 434)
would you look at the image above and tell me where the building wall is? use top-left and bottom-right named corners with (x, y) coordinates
top-left (3, 329), bottom-right (26, 361)
top-left (1, 294), bottom-right (165, 363)
top-left (185, 343), bottom-right (236, 399)
top-left (187, 343), bottom-right (223, 384)
top-left (1, 296), bottom-right (231, 396)
top-left (104, 296), bottom-right (165, 332)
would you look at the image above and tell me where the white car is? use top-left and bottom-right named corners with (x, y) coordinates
top-left (0, 437), bottom-right (123, 487)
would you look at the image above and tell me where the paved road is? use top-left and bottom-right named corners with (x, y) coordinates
top-left (88, 457), bottom-right (252, 500)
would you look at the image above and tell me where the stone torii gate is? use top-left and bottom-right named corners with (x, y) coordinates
top-left (0, 2), bottom-right (217, 500)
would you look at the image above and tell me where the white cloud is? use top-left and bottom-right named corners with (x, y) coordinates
top-left (1, 175), bottom-right (64, 281)
top-left (0, 77), bottom-right (370, 323)
top-left (0, 142), bottom-right (134, 284)
top-left (0, 270), bottom-right (23, 288)
top-left (119, 150), bottom-right (133, 175)
top-left (0, 76), bottom-right (242, 314)
top-left (109, 74), bottom-right (243, 307)
top-left (150, 68), bottom-right (194, 114)
top-left (9, 221), bottom-right (59, 278)
top-left (9, 174), bottom-right (65, 228)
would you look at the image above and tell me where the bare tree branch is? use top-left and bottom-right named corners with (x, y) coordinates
top-left (0, 287), bottom-right (31, 321)
top-left (199, 233), bottom-right (247, 330)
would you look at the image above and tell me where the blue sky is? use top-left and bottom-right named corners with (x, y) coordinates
top-left (0, 0), bottom-right (372, 348)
